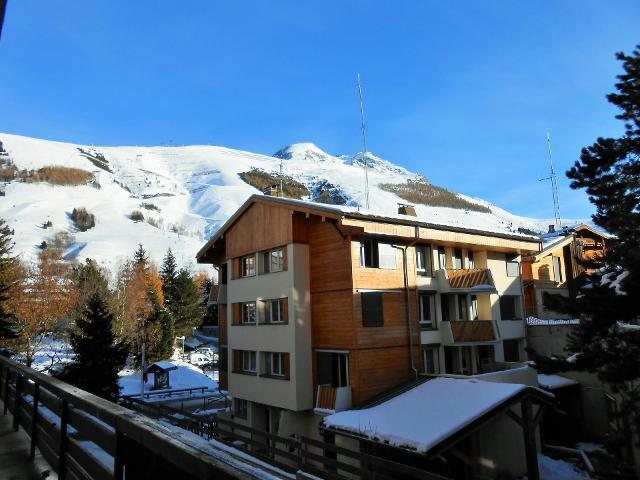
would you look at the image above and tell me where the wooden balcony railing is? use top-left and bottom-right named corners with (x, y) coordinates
top-left (315, 385), bottom-right (352, 413)
top-left (449, 320), bottom-right (497, 343)
top-left (446, 268), bottom-right (494, 290)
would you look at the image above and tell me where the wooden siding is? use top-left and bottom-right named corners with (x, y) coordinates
top-left (450, 321), bottom-right (496, 342)
top-left (312, 290), bottom-right (355, 349)
top-left (446, 268), bottom-right (492, 289)
top-left (225, 203), bottom-right (292, 259)
top-left (308, 218), bottom-right (353, 293)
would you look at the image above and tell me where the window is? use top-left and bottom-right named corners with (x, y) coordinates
top-left (263, 248), bottom-right (284, 273)
top-left (470, 295), bottom-right (478, 321)
top-left (503, 340), bottom-right (520, 362)
top-left (361, 292), bottom-right (383, 327)
top-left (241, 302), bottom-right (256, 324)
top-left (419, 294), bottom-right (436, 328)
top-left (457, 295), bottom-right (468, 321)
top-left (438, 247), bottom-right (447, 269)
top-left (499, 295), bottom-right (519, 320)
top-left (441, 295), bottom-right (450, 322)
top-left (467, 251), bottom-right (475, 268)
top-left (423, 347), bottom-right (439, 374)
top-left (505, 254), bottom-right (519, 277)
top-left (553, 256), bottom-right (563, 283)
top-left (233, 398), bottom-right (248, 419)
top-left (453, 248), bottom-right (463, 269)
top-left (265, 352), bottom-right (286, 377)
top-left (317, 351), bottom-right (349, 387)
top-left (360, 240), bottom-right (396, 269)
top-left (241, 254), bottom-right (256, 277)
top-left (416, 245), bottom-right (433, 277)
top-left (263, 298), bottom-right (285, 324)
top-left (360, 239), bottom-right (379, 268)
top-left (242, 350), bottom-right (256, 373)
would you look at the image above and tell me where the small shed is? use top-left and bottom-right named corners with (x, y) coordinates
top-left (147, 361), bottom-right (178, 390)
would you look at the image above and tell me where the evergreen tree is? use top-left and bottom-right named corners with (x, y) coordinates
top-left (148, 288), bottom-right (175, 361)
top-left (171, 268), bottom-right (202, 336)
top-left (58, 292), bottom-right (127, 402)
top-left (160, 248), bottom-right (178, 309)
top-left (133, 243), bottom-right (149, 269)
top-left (0, 218), bottom-right (18, 342)
top-left (72, 259), bottom-right (112, 320)
top-left (538, 45), bottom-right (640, 458)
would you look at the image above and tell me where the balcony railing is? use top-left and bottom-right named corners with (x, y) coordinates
top-left (315, 385), bottom-right (352, 413)
top-left (435, 268), bottom-right (497, 294)
top-left (440, 320), bottom-right (498, 345)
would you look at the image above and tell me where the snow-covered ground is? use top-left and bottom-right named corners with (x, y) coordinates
top-left (539, 454), bottom-right (590, 480)
top-left (119, 358), bottom-right (218, 397)
top-left (1, 132), bottom-right (584, 271)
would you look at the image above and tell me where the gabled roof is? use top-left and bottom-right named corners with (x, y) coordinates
top-left (196, 195), bottom-right (542, 262)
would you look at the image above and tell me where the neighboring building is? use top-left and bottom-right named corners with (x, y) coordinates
top-left (196, 193), bottom-right (542, 442)
top-left (522, 223), bottom-right (608, 320)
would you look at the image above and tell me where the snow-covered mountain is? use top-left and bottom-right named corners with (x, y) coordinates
top-left (0, 133), bottom-right (572, 272)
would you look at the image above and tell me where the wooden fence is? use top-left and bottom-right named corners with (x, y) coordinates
top-left (0, 355), bottom-right (286, 480)
top-left (121, 395), bottom-right (450, 480)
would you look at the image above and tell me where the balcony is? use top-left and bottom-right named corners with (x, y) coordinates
top-left (435, 268), bottom-right (497, 294)
top-left (314, 385), bottom-right (352, 414)
top-left (440, 320), bottom-right (498, 345)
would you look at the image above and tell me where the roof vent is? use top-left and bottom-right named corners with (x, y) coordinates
top-left (548, 225), bottom-right (556, 233)
top-left (262, 184), bottom-right (283, 197)
top-left (398, 203), bottom-right (417, 217)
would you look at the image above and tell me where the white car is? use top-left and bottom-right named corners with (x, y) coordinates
top-left (188, 353), bottom-right (211, 366)
top-left (193, 347), bottom-right (217, 360)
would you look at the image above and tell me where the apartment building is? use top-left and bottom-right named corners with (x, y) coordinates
top-left (196, 194), bottom-right (541, 438)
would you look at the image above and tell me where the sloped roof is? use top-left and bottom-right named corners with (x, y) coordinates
top-left (323, 377), bottom-right (549, 455)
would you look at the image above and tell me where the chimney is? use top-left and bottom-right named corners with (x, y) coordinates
top-left (548, 225), bottom-right (555, 233)
top-left (262, 184), bottom-right (283, 197)
top-left (398, 203), bottom-right (417, 217)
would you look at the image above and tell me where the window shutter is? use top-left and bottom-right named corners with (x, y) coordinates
top-left (362, 292), bottom-right (384, 327)
top-left (233, 350), bottom-right (241, 372)
top-left (284, 353), bottom-right (290, 379)
top-left (264, 352), bottom-right (271, 376)
top-left (282, 247), bottom-right (288, 271)
top-left (232, 258), bottom-right (241, 279)
top-left (232, 303), bottom-right (241, 325)
top-left (282, 298), bottom-right (288, 324)
top-left (378, 243), bottom-right (397, 269)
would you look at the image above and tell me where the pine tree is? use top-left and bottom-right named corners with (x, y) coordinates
top-left (58, 292), bottom-right (127, 401)
top-left (0, 218), bottom-right (18, 342)
top-left (72, 259), bottom-right (112, 320)
top-left (133, 243), bottom-right (149, 269)
top-left (160, 248), bottom-right (178, 309)
top-left (148, 288), bottom-right (175, 361)
top-left (171, 268), bottom-right (202, 336)
top-left (538, 44), bottom-right (640, 459)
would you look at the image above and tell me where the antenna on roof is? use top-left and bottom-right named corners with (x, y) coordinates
top-left (357, 73), bottom-right (370, 210)
top-left (538, 131), bottom-right (562, 229)
top-left (279, 158), bottom-right (284, 194)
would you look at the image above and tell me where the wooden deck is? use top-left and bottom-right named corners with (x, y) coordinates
top-left (0, 400), bottom-right (57, 479)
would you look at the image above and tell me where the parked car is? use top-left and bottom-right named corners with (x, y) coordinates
top-left (188, 353), bottom-right (211, 366)
top-left (193, 347), bottom-right (218, 361)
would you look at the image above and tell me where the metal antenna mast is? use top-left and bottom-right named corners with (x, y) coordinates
top-left (279, 158), bottom-right (284, 195)
top-left (357, 73), bottom-right (370, 210)
top-left (539, 131), bottom-right (562, 229)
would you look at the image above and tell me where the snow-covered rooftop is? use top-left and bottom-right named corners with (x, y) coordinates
top-left (323, 377), bottom-right (528, 453)
top-left (538, 374), bottom-right (579, 390)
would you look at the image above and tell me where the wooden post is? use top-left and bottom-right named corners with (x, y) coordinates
top-left (2, 366), bottom-right (9, 415)
top-left (114, 431), bottom-right (126, 480)
top-left (522, 398), bottom-right (539, 480)
top-left (30, 383), bottom-right (40, 458)
top-left (59, 400), bottom-right (69, 480)
top-left (13, 373), bottom-right (22, 431)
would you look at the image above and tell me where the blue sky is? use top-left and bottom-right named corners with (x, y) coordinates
top-left (1, 1), bottom-right (639, 220)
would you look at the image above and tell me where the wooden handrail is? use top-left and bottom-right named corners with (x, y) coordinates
top-left (0, 355), bottom-right (283, 479)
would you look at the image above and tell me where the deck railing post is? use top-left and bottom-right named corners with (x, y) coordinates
top-left (12, 372), bottom-right (22, 431)
top-left (2, 365), bottom-right (9, 415)
top-left (114, 431), bottom-right (126, 480)
top-left (30, 383), bottom-right (40, 458)
top-left (59, 399), bottom-right (69, 480)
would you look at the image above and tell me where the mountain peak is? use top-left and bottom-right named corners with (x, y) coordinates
top-left (273, 143), bottom-right (335, 162)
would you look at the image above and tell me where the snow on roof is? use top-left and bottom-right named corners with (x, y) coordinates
top-left (617, 321), bottom-right (640, 331)
top-left (150, 361), bottom-right (179, 371)
top-left (119, 360), bottom-right (217, 396)
top-left (323, 377), bottom-right (527, 453)
top-left (527, 317), bottom-right (580, 326)
top-left (538, 374), bottom-right (579, 390)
